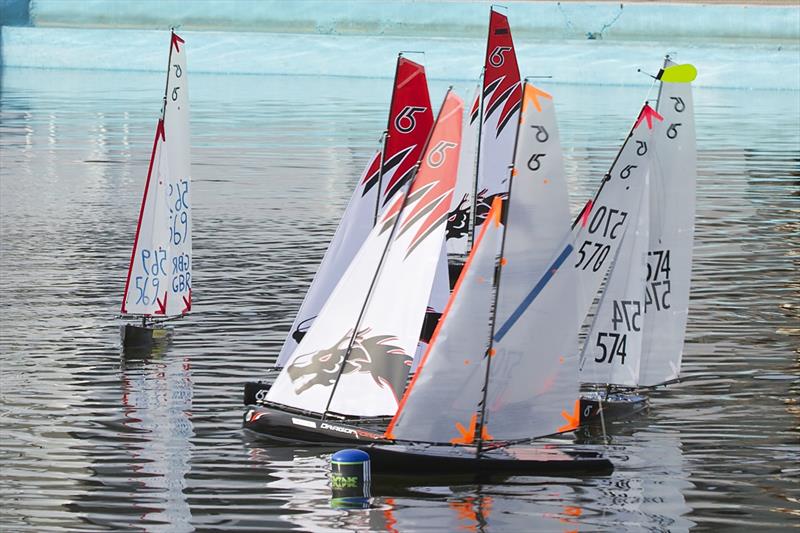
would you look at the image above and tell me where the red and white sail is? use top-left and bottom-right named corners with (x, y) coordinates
top-left (122, 32), bottom-right (191, 317)
top-left (640, 61), bottom-right (697, 386)
top-left (275, 56), bottom-right (434, 367)
top-left (473, 8), bottom-right (521, 235)
top-left (446, 85), bottom-right (480, 255)
top-left (267, 91), bottom-right (463, 417)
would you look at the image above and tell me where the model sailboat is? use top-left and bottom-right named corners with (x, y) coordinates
top-left (243, 91), bottom-right (463, 442)
top-left (120, 31), bottom-right (191, 348)
top-left (272, 54), bottom-right (435, 370)
top-left (361, 92), bottom-right (664, 474)
top-left (578, 59), bottom-right (697, 421)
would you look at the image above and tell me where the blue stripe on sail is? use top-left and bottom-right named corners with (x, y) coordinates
top-left (493, 244), bottom-right (574, 342)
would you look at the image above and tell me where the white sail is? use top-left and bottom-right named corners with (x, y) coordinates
top-left (639, 61), bottom-right (697, 386)
top-left (274, 150), bottom-right (381, 367)
top-left (122, 32), bottom-right (191, 317)
top-left (446, 85), bottom-right (480, 255)
top-left (578, 173), bottom-right (650, 387)
top-left (275, 56), bottom-right (434, 368)
top-left (411, 240), bottom-right (451, 372)
top-left (267, 92), bottom-right (463, 417)
top-left (482, 104), bottom-right (660, 441)
top-left (387, 199), bottom-right (503, 443)
top-left (495, 82), bottom-right (571, 320)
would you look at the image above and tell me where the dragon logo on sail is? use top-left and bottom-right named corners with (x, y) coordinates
top-left (286, 328), bottom-right (412, 400)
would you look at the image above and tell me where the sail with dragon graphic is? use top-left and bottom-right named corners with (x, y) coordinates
top-left (578, 60), bottom-right (697, 410)
top-left (274, 55), bottom-right (434, 367)
top-left (120, 31), bottom-right (191, 347)
top-left (243, 91), bottom-right (462, 439)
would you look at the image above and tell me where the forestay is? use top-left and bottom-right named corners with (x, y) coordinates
top-left (267, 91), bottom-right (463, 418)
top-left (387, 199), bottom-right (503, 443)
top-left (121, 32), bottom-right (191, 317)
top-left (483, 104), bottom-right (660, 441)
top-left (639, 61), bottom-right (697, 386)
top-left (275, 56), bottom-right (434, 367)
top-left (473, 8), bottom-right (521, 235)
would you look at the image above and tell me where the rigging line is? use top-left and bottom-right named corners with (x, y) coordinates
top-left (320, 89), bottom-right (453, 420)
top-left (469, 68), bottom-right (486, 249)
top-left (474, 79), bottom-right (529, 458)
top-left (161, 29), bottom-right (176, 120)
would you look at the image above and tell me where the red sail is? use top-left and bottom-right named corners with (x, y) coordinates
top-left (482, 9), bottom-right (521, 137)
top-left (362, 57), bottom-right (434, 205)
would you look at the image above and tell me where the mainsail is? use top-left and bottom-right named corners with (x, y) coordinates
top-left (473, 7), bottom-right (521, 237)
top-left (121, 32), bottom-right (191, 317)
top-left (639, 61), bottom-right (697, 386)
top-left (275, 56), bottom-right (434, 367)
top-left (266, 91), bottom-right (463, 418)
top-left (387, 102), bottom-right (660, 444)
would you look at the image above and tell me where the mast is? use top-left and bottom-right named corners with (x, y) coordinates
top-left (320, 90), bottom-right (452, 420)
top-left (473, 78), bottom-right (527, 457)
top-left (469, 67), bottom-right (486, 248)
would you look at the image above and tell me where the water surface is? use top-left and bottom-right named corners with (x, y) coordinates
top-left (1, 66), bottom-right (798, 531)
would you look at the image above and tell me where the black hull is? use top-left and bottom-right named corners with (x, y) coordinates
top-left (120, 323), bottom-right (170, 349)
top-left (579, 392), bottom-right (649, 425)
top-left (243, 404), bottom-right (389, 445)
top-left (360, 443), bottom-right (613, 476)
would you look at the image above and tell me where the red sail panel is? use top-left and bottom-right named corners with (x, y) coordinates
top-left (482, 9), bottom-right (521, 137)
top-left (363, 57), bottom-right (434, 205)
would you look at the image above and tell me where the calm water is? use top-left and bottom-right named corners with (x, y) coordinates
top-left (1, 65), bottom-right (798, 531)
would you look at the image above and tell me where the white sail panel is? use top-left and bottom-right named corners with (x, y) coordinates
top-left (578, 174), bottom-right (650, 387)
top-left (268, 92), bottom-right (463, 417)
top-left (640, 63), bottom-right (697, 386)
top-left (494, 82), bottom-right (571, 328)
top-left (327, 93), bottom-right (463, 416)
top-left (122, 140), bottom-right (172, 316)
top-left (121, 32), bottom-right (191, 317)
top-left (274, 151), bottom-right (381, 367)
top-left (275, 57), bottom-right (434, 367)
top-left (483, 105), bottom-right (659, 441)
top-left (265, 219), bottom-right (394, 414)
top-left (163, 33), bottom-right (191, 316)
top-left (412, 240), bottom-right (451, 372)
top-left (387, 200), bottom-right (503, 443)
top-left (446, 85), bottom-right (479, 255)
